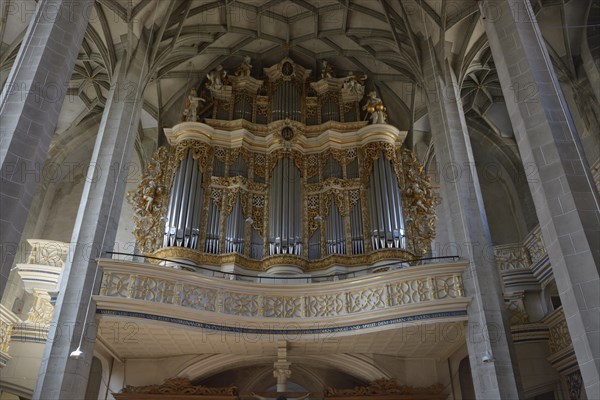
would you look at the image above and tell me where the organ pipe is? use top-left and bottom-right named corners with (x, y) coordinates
top-left (269, 157), bottom-right (302, 255)
top-left (225, 196), bottom-right (245, 254)
top-left (367, 152), bottom-right (406, 250)
top-left (326, 199), bottom-right (345, 255)
top-left (164, 149), bottom-right (203, 249)
top-left (350, 200), bottom-right (364, 254)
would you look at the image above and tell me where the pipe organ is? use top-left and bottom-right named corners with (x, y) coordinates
top-left (129, 58), bottom-right (436, 273)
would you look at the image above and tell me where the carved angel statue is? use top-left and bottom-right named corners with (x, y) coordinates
top-left (251, 393), bottom-right (310, 400)
top-left (363, 91), bottom-right (387, 124)
top-left (343, 71), bottom-right (367, 98)
top-left (235, 55), bottom-right (253, 77)
top-left (142, 179), bottom-right (157, 211)
top-left (320, 60), bottom-right (334, 79)
top-left (183, 88), bottom-right (205, 122)
top-left (206, 64), bottom-right (227, 91)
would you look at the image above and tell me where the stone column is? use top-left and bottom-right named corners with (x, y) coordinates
top-left (32, 50), bottom-right (148, 399)
top-left (483, 1), bottom-right (600, 397)
top-left (274, 340), bottom-right (291, 392)
top-left (0, 0), bottom-right (94, 298)
top-left (423, 46), bottom-right (522, 399)
top-left (273, 362), bottom-right (292, 393)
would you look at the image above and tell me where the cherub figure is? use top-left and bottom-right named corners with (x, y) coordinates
top-left (363, 91), bottom-right (387, 124)
top-left (235, 55), bottom-right (252, 77)
top-left (182, 88), bottom-right (205, 122)
top-left (206, 65), bottom-right (227, 91)
top-left (343, 71), bottom-right (367, 97)
top-left (320, 60), bottom-right (334, 79)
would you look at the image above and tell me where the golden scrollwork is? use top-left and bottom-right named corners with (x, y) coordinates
top-left (150, 246), bottom-right (416, 272)
top-left (400, 148), bottom-right (436, 255)
top-left (548, 310), bottom-right (572, 354)
top-left (0, 322), bottom-right (12, 353)
top-left (127, 146), bottom-right (172, 253)
top-left (119, 378), bottom-right (238, 396)
top-left (326, 379), bottom-right (445, 397)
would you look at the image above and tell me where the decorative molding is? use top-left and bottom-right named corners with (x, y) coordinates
top-left (492, 225), bottom-right (552, 290)
top-left (114, 378), bottom-right (238, 399)
top-left (566, 370), bottom-right (583, 400)
top-left (545, 307), bottom-right (578, 374)
top-left (150, 246), bottom-right (417, 273)
top-left (326, 379), bottom-right (445, 399)
top-left (96, 259), bottom-right (469, 334)
top-left (510, 322), bottom-right (549, 344)
top-left (504, 291), bottom-right (529, 325)
top-left (96, 309), bottom-right (468, 337)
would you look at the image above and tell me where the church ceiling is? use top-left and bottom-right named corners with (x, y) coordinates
top-left (0, 0), bottom-right (593, 141)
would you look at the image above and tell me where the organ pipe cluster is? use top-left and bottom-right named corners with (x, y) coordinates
top-left (129, 58), bottom-right (436, 270)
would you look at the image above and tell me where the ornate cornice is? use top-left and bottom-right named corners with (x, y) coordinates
top-left (165, 121), bottom-right (401, 151)
top-left (150, 246), bottom-right (416, 272)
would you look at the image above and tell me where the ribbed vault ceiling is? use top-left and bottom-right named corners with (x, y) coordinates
top-left (0, 0), bottom-right (593, 139)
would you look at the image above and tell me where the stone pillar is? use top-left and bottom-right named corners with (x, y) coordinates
top-left (274, 340), bottom-right (291, 392)
top-left (273, 362), bottom-right (291, 393)
top-left (483, 1), bottom-right (600, 397)
top-left (32, 50), bottom-right (147, 399)
top-left (423, 46), bottom-right (522, 399)
top-left (0, 0), bottom-right (94, 298)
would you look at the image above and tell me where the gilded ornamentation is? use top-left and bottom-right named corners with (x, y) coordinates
top-left (99, 263), bottom-right (466, 321)
top-left (506, 294), bottom-right (529, 326)
top-left (150, 246), bottom-right (416, 273)
top-left (389, 279), bottom-right (429, 305)
top-left (181, 285), bottom-right (217, 312)
top-left (0, 322), bottom-right (11, 353)
top-left (363, 91), bottom-right (387, 124)
top-left (548, 310), bottom-right (572, 354)
top-left (101, 273), bottom-right (132, 297)
top-left (119, 378), bottom-right (238, 396)
top-left (128, 146), bottom-right (171, 253)
top-left (566, 370), bottom-right (583, 400)
top-left (326, 379), bottom-right (445, 397)
top-left (524, 226), bottom-right (546, 265)
top-left (305, 294), bottom-right (345, 317)
top-left (264, 296), bottom-right (302, 318)
top-left (494, 244), bottom-right (529, 271)
top-left (400, 149), bottom-right (436, 255)
top-left (347, 287), bottom-right (386, 313)
top-left (130, 133), bottom-right (435, 266)
top-left (223, 292), bottom-right (259, 316)
top-left (130, 276), bottom-right (176, 304)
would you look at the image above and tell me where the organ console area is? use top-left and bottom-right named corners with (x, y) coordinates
top-left (128, 58), bottom-right (436, 274)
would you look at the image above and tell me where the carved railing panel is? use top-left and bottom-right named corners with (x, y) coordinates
top-left (97, 260), bottom-right (468, 323)
top-left (545, 308), bottom-right (572, 355)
